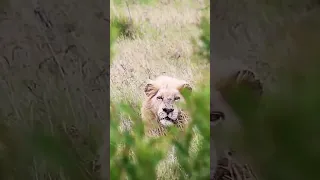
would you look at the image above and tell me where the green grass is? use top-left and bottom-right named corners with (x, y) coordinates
top-left (109, 0), bottom-right (210, 179)
top-left (111, 15), bottom-right (143, 40)
top-left (109, 83), bottom-right (210, 180)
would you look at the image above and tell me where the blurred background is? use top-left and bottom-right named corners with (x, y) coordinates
top-left (211, 0), bottom-right (320, 180)
top-left (0, 0), bottom-right (108, 179)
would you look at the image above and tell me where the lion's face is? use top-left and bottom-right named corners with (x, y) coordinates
top-left (152, 88), bottom-right (184, 126)
top-left (143, 76), bottom-right (192, 127)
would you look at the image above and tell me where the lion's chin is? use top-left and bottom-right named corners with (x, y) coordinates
top-left (159, 119), bottom-right (174, 127)
top-left (159, 116), bottom-right (176, 127)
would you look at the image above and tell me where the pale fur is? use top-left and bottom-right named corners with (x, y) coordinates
top-left (211, 69), bottom-right (263, 180)
top-left (141, 75), bottom-right (192, 135)
top-left (140, 76), bottom-right (196, 180)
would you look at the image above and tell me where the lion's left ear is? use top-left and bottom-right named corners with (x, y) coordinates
top-left (144, 81), bottom-right (159, 98)
top-left (178, 83), bottom-right (192, 94)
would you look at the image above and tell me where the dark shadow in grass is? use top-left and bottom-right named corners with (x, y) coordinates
top-left (111, 16), bottom-right (142, 40)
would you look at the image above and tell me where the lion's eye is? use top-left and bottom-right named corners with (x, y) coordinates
top-left (174, 97), bottom-right (180, 101)
top-left (211, 111), bottom-right (225, 121)
top-left (157, 96), bottom-right (163, 100)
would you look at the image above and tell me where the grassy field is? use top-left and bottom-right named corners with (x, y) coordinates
top-left (109, 1), bottom-right (320, 180)
top-left (0, 0), bottom-right (209, 179)
top-left (109, 0), bottom-right (210, 180)
top-left (110, 0), bottom-right (209, 106)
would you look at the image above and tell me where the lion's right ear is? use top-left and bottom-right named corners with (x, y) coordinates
top-left (178, 83), bottom-right (192, 97)
top-left (180, 83), bottom-right (192, 92)
top-left (144, 81), bottom-right (158, 97)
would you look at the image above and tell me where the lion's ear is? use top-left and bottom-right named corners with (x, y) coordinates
top-left (144, 81), bottom-right (158, 97)
top-left (179, 83), bottom-right (192, 95)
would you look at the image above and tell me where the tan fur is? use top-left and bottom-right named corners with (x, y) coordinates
top-left (141, 76), bottom-right (192, 137)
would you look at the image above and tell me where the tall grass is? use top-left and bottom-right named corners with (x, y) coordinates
top-left (109, 0), bottom-right (210, 179)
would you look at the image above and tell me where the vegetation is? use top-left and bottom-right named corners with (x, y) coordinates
top-left (2, 0), bottom-right (318, 180)
top-left (110, 0), bottom-right (210, 179)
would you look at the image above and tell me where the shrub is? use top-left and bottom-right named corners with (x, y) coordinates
top-left (111, 15), bottom-right (142, 40)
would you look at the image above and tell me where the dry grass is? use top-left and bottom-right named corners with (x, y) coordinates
top-left (110, 0), bottom-right (209, 179)
top-left (110, 0), bottom-right (209, 105)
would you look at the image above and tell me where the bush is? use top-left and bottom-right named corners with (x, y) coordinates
top-left (111, 15), bottom-right (142, 40)
top-left (192, 16), bottom-right (210, 62)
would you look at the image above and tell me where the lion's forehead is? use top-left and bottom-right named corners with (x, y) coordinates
top-left (157, 88), bottom-right (180, 97)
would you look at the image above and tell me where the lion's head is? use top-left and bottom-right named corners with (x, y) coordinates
top-left (142, 76), bottom-right (192, 127)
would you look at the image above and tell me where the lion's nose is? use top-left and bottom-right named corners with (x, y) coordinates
top-left (163, 108), bottom-right (174, 114)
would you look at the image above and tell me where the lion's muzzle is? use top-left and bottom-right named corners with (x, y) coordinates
top-left (158, 105), bottom-right (179, 127)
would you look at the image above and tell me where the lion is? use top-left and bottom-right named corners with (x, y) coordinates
top-left (211, 69), bottom-right (263, 180)
top-left (66, 71), bottom-right (264, 180)
top-left (211, 69), bottom-right (263, 127)
top-left (141, 75), bottom-right (193, 137)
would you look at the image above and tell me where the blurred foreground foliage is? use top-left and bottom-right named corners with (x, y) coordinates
top-left (110, 3), bottom-right (210, 179)
top-left (110, 83), bottom-right (210, 179)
